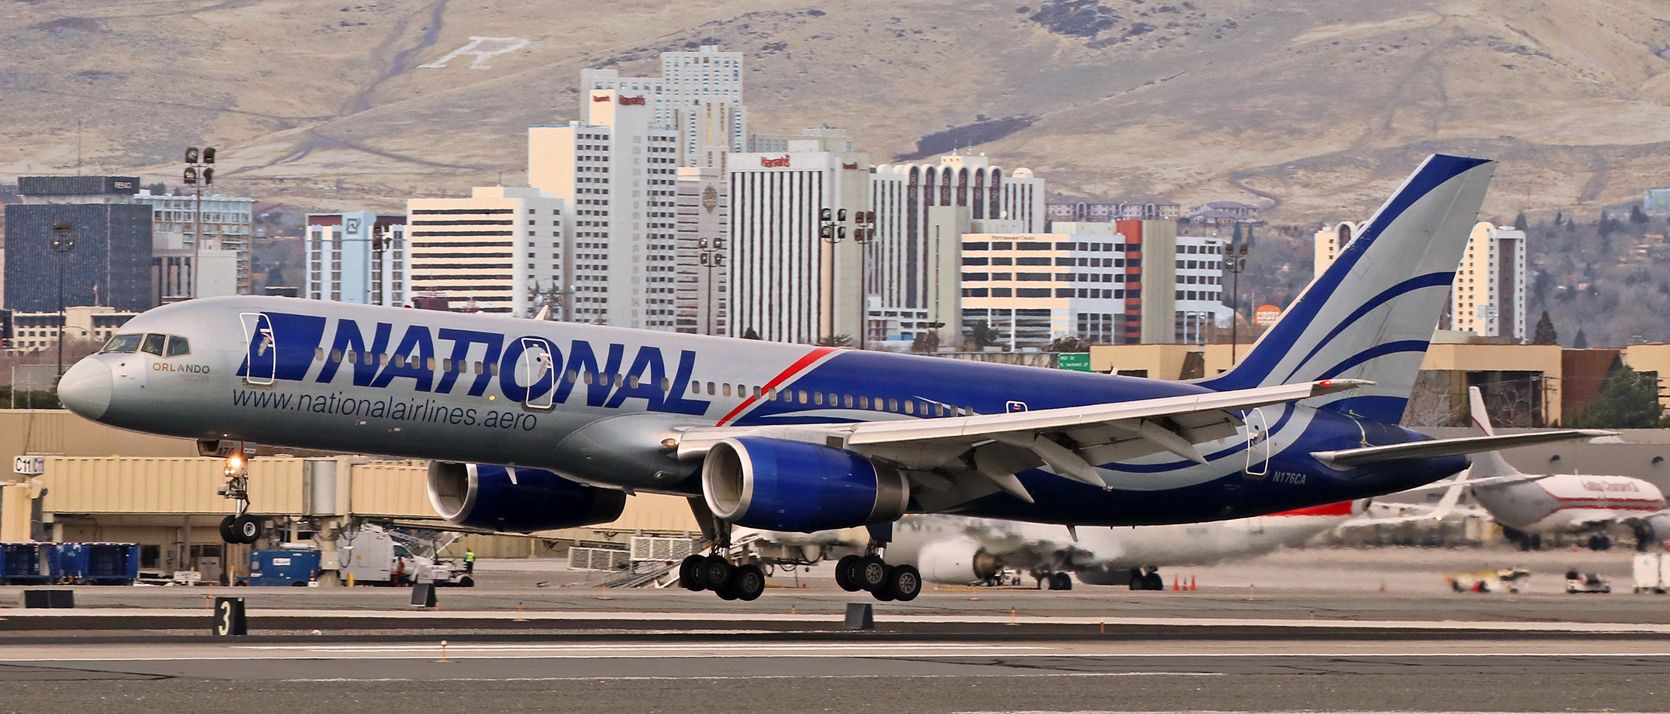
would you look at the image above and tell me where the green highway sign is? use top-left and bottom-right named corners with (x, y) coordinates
top-left (1056, 352), bottom-right (1092, 372)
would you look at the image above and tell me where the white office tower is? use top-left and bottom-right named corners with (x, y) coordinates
top-left (132, 189), bottom-right (255, 295)
top-left (728, 139), bottom-right (872, 344)
top-left (529, 89), bottom-right (679, 329)
top-left (405, 187), bottom-right (570, 317)
top-left (581, 45), bottom-right (746, 168)
top-left (1453, 222), bottom-right (1528, 341)
top-left (304, 212), bottom-right (410, 307)
top-left (675, 167), bottom-right (729, 335)
top-left (1173, 232), bottom-right (1228, 343)
top-left (868, 155), bottom-right (1047, 343)
top-left (1313, 221), bottom-right (1367, 277)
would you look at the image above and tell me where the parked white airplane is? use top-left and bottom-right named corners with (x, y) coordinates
top-left (745, 502), bottom-right (1357, 593)
top-left (1404, 387), bottom-right (1668, 550)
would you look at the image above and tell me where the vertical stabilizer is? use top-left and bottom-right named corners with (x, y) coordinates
top-left (1466, 386), bottom-right (1522, 479)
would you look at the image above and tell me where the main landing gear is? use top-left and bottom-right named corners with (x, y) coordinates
top-left (1127, 566), bottom-right (1165, 591)
top-left (834, 525), bottom-right (922, 602)
top-left (678, 521), bottom-right (767, 601)
top-left (215, 452), bottom-right (265, 545)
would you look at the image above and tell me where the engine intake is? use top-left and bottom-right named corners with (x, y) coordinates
top-left (701, 437), bottom-right (909, 532)
top-left (915, 537), bottom-right (1002, 584)
top-left (427, 462), bottom-right (627, 533)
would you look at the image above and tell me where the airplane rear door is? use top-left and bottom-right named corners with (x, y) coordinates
top-left (1244, 407), bottom-right (1270, 476)
top-left (520, 338), bottom-right (554, 410)
top-left (239, 313), bottom-right (276, 386)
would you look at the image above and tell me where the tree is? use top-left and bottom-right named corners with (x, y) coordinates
top-left (1531, 310), bottom-right (1558, 345)
top-left (1573, 329), bottom-right (1588, 349)
top-left (1568, 365), bottom-right (1666, 428)
top-left (1047, 335), bottom-right (1091, 353)
top-left (815, 334), bottom-right (853, 347)
top-left (1513, 211), bottom-right (1528, 231)
top-left (741, 327), bottom-right (761, 340)
top-left (909, 330), bottom-right (940, 353)
top-left (966, 321), bottom-right (1000, 350)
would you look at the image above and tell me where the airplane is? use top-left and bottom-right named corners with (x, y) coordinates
top-left (1395, 387), bottom-right (1667, 551)
top-left (746, 501), bottom-right (1360, 593)
top-left (57, 153), bottom-right (1610, 603)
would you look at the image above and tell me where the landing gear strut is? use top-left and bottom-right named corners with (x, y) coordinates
top-left (834, 524), bottom-right (922, 602)
top-left (215, 453), bottom-right (264, 545)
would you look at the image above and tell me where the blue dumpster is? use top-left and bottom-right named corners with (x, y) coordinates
top-left (49, 543), bottom-right (86, 583)
top-left (81, 543), bottom-right (140, 585)
top-left (0, 543), bottom-right (54, 584)
top-left (248, 549), bottom-right (320, 586)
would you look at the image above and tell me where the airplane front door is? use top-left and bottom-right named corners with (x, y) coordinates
top-left (520, 338), bottom-right (554, 410)
top-left (239, 313), bottom-right (276, 386)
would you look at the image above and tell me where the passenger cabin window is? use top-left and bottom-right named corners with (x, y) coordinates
top-left (140, 333), bottom-right (167, 356)
top-left (102, 334), bottom-right (142, 353)
top-left (164, 336), bottom-right (191, 358)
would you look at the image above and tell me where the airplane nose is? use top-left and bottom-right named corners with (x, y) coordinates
top-left (58, 359), bottom-right (113, 421)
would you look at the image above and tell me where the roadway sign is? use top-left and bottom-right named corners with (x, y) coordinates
top-left (1056, 352), bottom-right (1092, 372)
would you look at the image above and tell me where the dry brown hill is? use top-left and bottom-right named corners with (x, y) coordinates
top-left (2, 0), bottom-right (1667, 221)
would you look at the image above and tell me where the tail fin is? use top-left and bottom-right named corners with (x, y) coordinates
top-left (1204, 154), bottom-right (1496, 423)
top-left (1466, 386), bottom-right (1522, 478)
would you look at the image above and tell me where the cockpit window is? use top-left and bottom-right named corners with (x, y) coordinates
top-left (164, 336), bottom-right (191, 357)
top-left (140, 333), bottom-right (166, 356)
top-left (101, 334), bottom-right (143, 353)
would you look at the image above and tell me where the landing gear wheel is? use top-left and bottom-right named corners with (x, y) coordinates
top-left (1588, 534), bottom-right (1613, 551)
top-left (1127, 569), bottom-right (1146, 591)
top-left (886, 564), bottom-right (922, 602)
top-left (679, 554), bottom-right (707, 591)
top-left (1050, 572), bottom-right (1073, 591)
top-left (218, 515), bottom-right (237, 543)
top-left (700, 555), bottom-right (733, 592)
top-left (716, 581), bottom-right (740, 601)
top-left (872, 571), bottom-right (898, 602)
top-left (733, 564), bottom-right (767, 602)
top-left (857, 555), bottom-right (889, 592)
top-left (835, 554), bottom-right (863, 592)
top-left (230, 515), bottom-right (261, 544)
top-left (1143, 572), bottom-right (1164, 591)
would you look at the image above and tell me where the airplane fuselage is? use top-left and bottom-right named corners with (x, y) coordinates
top-left (1473, 474), bottom-right (1667, 534)
top-left (65, 296), bottom-right (1464, 527)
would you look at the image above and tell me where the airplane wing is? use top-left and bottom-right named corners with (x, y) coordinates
top-left (676, 379), bottom-right (1369, 499)
top-left (1311, 430), bottom-right (1615, 468)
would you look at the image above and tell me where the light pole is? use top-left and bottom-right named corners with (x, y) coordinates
top-left (818, 208), bottom-right (846, 346)
top-left (183, 146), bottom-right (216, 297)
top-left (52, 220), bottom-right (75, 377)
top-left (852, 211), bottom-right (876, 349)
top-left (698, 237), bottom-right (725, 335)
top-left (1224, 223), bottom-right (1251, 365)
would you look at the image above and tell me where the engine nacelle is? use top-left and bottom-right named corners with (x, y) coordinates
top-left (427, 462), bottom-right (627, 533)
top-left (701, 437), bottom-right (909, 532)
top-left (915, 537), bottom-right (1002, 584)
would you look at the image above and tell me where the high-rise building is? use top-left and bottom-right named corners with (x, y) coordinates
top-left (406, 187), bottom-right (570, 317)
top-left (868, 154), bottom-right (1046, 332)
top-left (1453, 222), bottom-right (1528, 341)
top-left (1046, 200), bottom-right (1181, 223)
top-left (529, 89), bottom-right (679, 329)
top-left (132, 189), bottom-right (255, 295)
top-left (727, 141), bottom-right (872, 344)
top-left (1315, 219), bottom-right (1527, 341)
top-left (960, 219), bottom-right (1182, 350)
top-left (674, 167), bottom-right (729, 335)
top-left (1173, 232), bottom-right (1228, 343)
top-left (3, 176), bottom-right (153, 313)
top-left (305, 212), bottom-right (409, 307)
top-left (581, 45), bottom-right (746, 168)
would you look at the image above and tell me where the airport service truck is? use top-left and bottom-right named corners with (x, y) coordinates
top-left (340, 524), bottom-right (473, 587)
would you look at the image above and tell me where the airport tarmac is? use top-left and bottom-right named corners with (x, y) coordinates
top-left (3, 547), bottom-right (1668, 712)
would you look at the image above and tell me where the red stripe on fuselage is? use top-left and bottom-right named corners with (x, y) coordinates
top-left (1272, 501), bottom-right (1353, 517)
top-left (714, 346), bottom-right (837, 426)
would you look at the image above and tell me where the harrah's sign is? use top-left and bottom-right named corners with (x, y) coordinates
top-left (618, 95), bottom-right (647, 106)
top-left (759, 155), bottom-right (791, 168)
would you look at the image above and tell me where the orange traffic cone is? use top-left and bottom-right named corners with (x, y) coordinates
top-left (1171, 576), bottom-right (1180, 591)
top-left (1189, 576), bottom-right (1197, 592)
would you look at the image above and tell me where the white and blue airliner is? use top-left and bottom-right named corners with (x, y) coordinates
top-left (56, 154), bottom-right (1607, 601)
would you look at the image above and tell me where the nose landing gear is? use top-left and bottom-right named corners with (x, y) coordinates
top-left (215, 452), bottom-right (264, 545)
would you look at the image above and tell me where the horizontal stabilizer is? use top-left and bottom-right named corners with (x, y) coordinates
top-left (1312, 430), bottom-right (1614, 468)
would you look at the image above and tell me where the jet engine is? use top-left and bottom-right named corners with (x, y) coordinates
top-left (426, 462), bottom-right (627, 533)
top-left (915, 537), bottom-right (1002, 584)
top-left (701, 437), bottom-right (909, 532)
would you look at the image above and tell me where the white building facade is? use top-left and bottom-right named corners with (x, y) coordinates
top-left (674, 167), bottom-right (729, 335)
top-left (581, 45), bottom-right (746, 169)
top-left (405, 187), bottom-right (570, 317)
top-left (727, 143), bottom-right (871, 344)
top-left (1453, 222), bottom-right (1528, 341)
top-left (529, 89), bottom-right (679, 329)
top-left (132, 190), bottom-right (255, 295)
top-left (304, 212), bottom-right (410, 307)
